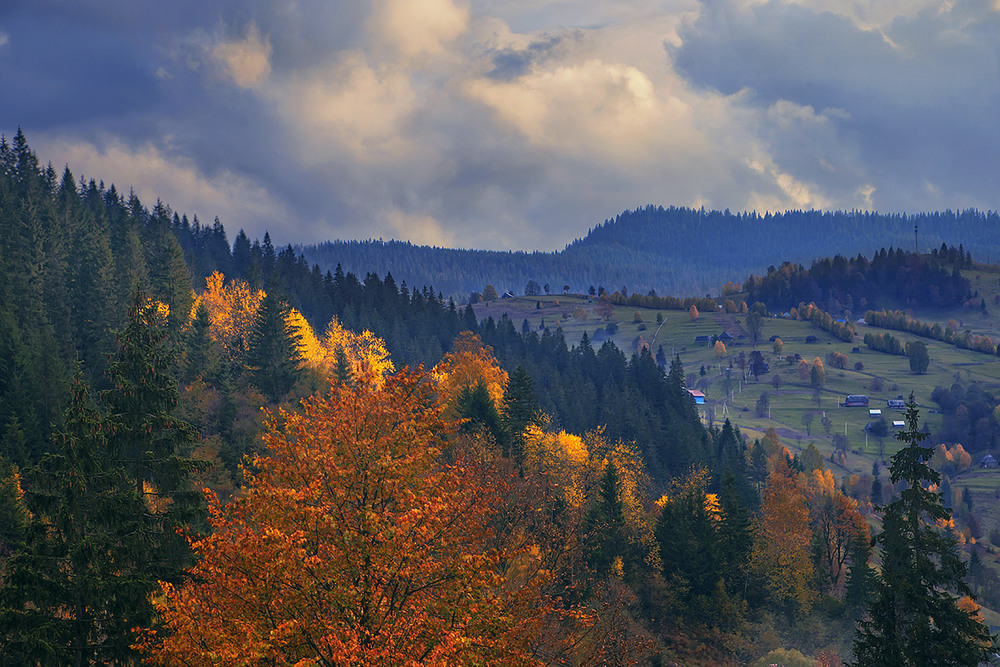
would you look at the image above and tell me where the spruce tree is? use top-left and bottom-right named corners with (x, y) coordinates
top-left (245, 292), bottom-right (301, 401)
top-left (502, 365), bottom-right (540, 463)
top-left (0, 381), bottom-right (156, 665)
top-left (586, 462), bottom-right (630, 575)
top-left (851, 398), bottom-right (994, 666)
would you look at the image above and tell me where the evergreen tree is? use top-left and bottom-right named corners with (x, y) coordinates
top-left (851, 399), bottom-right (994, 666)
top-left (144, 200), bottom-right (193, 331)
top-left (1, 380), bottom-right (162, 665)
top-left (502, 365), bottom-right (541, 463)
top-left (845, 534), bottom-right (876, 615)
top-left (182, 302), bottom-right (218, 383)
top-left (718, 470), bottom-right (753, 597)
top-left (455, 381), bottom-right (505, 449)
top-left (656, 468), bottom-right (722, 603)
top-left (586, 462), bottom-right (629, 575)
top-left (245, 292), bottom-right (301, 401)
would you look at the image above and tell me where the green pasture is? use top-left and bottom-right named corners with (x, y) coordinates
top-left (474, 293), bottom-right (1000, 484)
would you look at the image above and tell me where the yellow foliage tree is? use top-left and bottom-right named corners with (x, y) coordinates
top-left (193, 271), bottom-right (264, 363)
top-left (432, 332), bottom-right (508, 418)
top-left (320, 317), bottom-right (395, 386)
top-left (714, 340), bottom-right (727, 358)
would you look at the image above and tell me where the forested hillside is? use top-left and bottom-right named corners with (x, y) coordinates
top-left (300, 205), bottom-right (1000, 300)
top-left (0, 131), bottom-right (993, 665)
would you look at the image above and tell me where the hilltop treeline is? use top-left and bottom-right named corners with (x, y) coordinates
top-left (743, 246), bottom-right (971, 315)
top-left (300, 205), bottom-right (999, 300)
top-left (0, 130), bottom-right (196, 461)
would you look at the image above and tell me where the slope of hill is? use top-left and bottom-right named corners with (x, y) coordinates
top-left (299, 205), bottom-right (1000, 300)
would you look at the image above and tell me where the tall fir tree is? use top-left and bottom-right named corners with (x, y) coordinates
top-left (245, 291), bottom-right (301, 401)
top-left (502, 365), bottom-right (540, 463)
top-left (0, 381), bottom-right (158, 665)
top-left (851, 399), bottom-right (994, 666)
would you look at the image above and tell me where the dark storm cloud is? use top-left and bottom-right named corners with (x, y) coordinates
top-left (672, 0), bottom-right (1000, 212)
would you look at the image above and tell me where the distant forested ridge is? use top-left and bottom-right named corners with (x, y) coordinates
top-left (300, 205), bottom-right (1000, 300)
top-left (742, 245), bottom-right (972, 314)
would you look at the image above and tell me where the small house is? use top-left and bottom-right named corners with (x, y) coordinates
top-left (686, 389), bottom-right (706, 405)
top-left (981, 454), bottom-right (998, 469)
top-left (892, 420), bottom-right (905, 430)
top-left (869, 409), bottom-right (882, 418)
top-left (695, 335), bottom-right (711, 346)
top-left (844, 394), bottom-right (869, 407)
top-left (718, 331), bottom-right (735, 342)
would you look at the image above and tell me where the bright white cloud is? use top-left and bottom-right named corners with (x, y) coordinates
top-left (371, 0), bottom-right (469, 62)
top-left (274, 53), bottom-right (417, 163)
top-left (212, 22), bottom-right (272, 88)
top-left (36, 136), bottom-right (287, 239)
top-left (0, 32), bottom-right (9, 47)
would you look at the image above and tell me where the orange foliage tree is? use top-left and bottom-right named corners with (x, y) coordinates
top-left (807, 469), bottom-right (869, 596)
top-left (141, 370), bottom-right (568, 666)
top-left (752, 459), bottom-right (815, 611)
top-left (431, 332), bottom-right (508, 418)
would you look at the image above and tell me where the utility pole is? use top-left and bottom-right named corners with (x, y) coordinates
top-left (915, 223), bottom-right (918, 254)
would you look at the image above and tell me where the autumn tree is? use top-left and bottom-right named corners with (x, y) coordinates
top-left (483, 283), bottom-right (499, 301)
top-left (798, 358), bottom-right (811, 382)
top-left (319, 316), bottom-right (394, 386)
top-left (432, 332), bottom-right (508, 419)
top-left (751, 458), bottom-right (815, 612)
top-left (851, 399), bottom-right (994, 666)
top-left (195, 271), bottom-right (264, 365)
top-left (141, 370), bottom-right (575, 666)
top-left (597, 295), bottom-right (615, 322)
top-left (808, 471), bottom-right (868, 596)
top-left (714, 340), bottom-right (727, 358)
top-left (688, 304), bottom-right (699, 321)
top-left (810, 357), bottom-right (826, 387)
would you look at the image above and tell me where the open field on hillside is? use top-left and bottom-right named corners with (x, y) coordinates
top-left (473, 291), bottom-right (1000, 499)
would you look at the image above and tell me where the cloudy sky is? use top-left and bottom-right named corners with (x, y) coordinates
top-left (2, 0), bottom-right (998, 251)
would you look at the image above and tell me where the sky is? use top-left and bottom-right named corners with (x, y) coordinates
top-left (1, 0), bottom-right (998, 251)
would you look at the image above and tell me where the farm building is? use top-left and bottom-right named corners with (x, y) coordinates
top-left (686, 389), bottom-right (706, 405)
top-left (844, 395), bottom-right (870, 407)
top-left (869, 409), bottom-right (882, 418)
top-left (892, 420), bottom-right (905, 430)
top-left (981, 454), bottom-right (998, 469)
